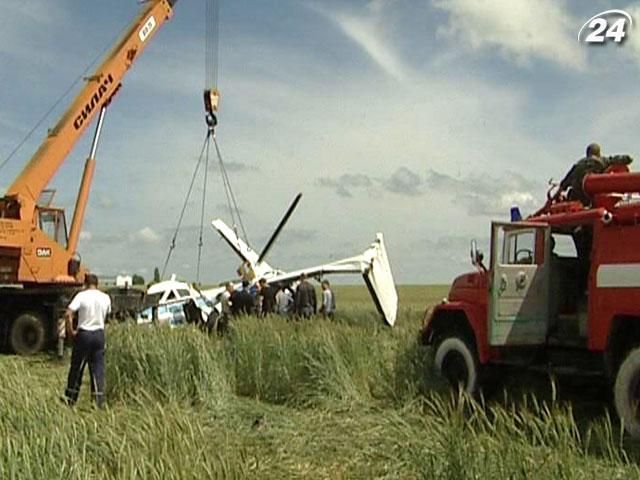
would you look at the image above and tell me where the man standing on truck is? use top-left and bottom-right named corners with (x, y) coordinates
top-left (557, 143), bottom-right (633, 292)
top-left (559, 143), bottom-right (633, 205)
top-left (62, 273), bottom-right (111, 408)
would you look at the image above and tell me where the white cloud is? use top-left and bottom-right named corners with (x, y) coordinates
top-left (425, 169), bottom-right (541, 216)
top-left (79, 230), bottom-right (92, 241)
top-left (622, 5), bottom-right (640, 64)
top-left (312, 1), bottom-right (408, 80)
top-left (319, 167), bottom-right (541, 217)
top-left (96, 194), bottom-right (115, 209)
top-left (500, 191), bottom-right (536, 210)
top-left (131, 227), bottom-right (161, 244)
top-left (434, 0), bottom-right (586, 70)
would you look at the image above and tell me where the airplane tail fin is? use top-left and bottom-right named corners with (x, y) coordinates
top-left (271, 233), bottom-right (398, 326)
top-left (362, 233), bottom-right (398, 327)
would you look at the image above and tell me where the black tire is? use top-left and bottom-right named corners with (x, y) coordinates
top-left (434, 335), bottom-right (479, 394)
top-left (10, 312), bottom-right (47, 355)
top-left (614, 346), bottom-right (640, 437)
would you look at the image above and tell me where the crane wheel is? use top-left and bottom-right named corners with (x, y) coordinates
top-left (434, 335), bottom-right (479, 394)
top-left (614, 346), bottom-right (640, 437)
top-left (10, 313), bottom-right (46, 355)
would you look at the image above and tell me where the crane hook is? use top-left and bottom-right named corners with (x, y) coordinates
top-left (204, 88), bottom-right (220, 131)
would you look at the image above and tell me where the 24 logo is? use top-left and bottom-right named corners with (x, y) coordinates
top-left (578, 10), bottom-right (633, 44)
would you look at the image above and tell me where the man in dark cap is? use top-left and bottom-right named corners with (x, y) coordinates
top-left (559, 143), bottom-right (633, 206)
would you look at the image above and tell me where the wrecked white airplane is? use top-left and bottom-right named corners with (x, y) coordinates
top-left (140, 193), bottom-right (398, 327)
top-left (206, 193), bottom-right (398, 326)
top-left (137, 274), bottom-right (214, 327)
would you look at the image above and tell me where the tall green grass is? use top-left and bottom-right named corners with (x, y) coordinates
top-left (0, 359), bottom-right (251, 479)
top-left (230, 317), bottom-right (387, 406)
top-left (106, 324), bottom-right (231, 408)
top-left (0, 285), bottom-right (638, 478)
top-left (101, 316), bottom-right (639, 478)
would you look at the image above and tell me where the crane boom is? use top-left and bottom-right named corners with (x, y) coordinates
top-left (0, 0), bottom-right (178, 289)
top-left (6, 0), bottom-right (177, 223)
top-left (0, 0), bottom-right (205, 356)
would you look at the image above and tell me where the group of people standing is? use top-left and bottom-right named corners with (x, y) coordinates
top-left (219, 273), bottom-right (336, 321)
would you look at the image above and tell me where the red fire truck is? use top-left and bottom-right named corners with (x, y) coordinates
top-left (421, 165), bottom-right (640, 436)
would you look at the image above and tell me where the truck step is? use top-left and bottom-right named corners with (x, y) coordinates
top-left (529, 364), bottom-right (603, 378)
top-left (546, 335), bottom-right (587, 349)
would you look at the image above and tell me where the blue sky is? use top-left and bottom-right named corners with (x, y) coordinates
top-left (1, 0), bottom-right (640, 284)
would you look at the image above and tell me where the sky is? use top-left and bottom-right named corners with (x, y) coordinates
top-left (1, 0), bottom-right (640, 284)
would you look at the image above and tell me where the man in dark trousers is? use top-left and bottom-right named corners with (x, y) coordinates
top-left (258, 278), bottom-right (277, 316)
top-left (62, 273), bottom-right (111, 408)
top-left (295, 273), bottom-right (317, 318)
top-left (231, 280), bottom-right (254, 316)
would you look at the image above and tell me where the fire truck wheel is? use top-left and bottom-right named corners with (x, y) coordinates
top-left (614, 346), bottom-right (640, 437)
top-left (434, 336), bottom-right (479, 394)
top-left (10, 313), bottom-right (46, 355)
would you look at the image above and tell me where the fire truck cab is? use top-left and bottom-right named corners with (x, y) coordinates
top-left (421, 167), bottom-right (640, 436)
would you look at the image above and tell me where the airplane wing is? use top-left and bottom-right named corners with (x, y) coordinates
top-left (211, 219), bottom-right (282, 280)
top-left (212, 211), bottom-right (398, 326)
top-left (263, 234), bottom-right (398, 326)
top-left (211, 219), bottom-right (261, 266)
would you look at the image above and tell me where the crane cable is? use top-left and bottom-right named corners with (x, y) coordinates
top-left (192, 0), bottom-right (220, 283)
top-left (164, 0), bottom-right (250, 282)
top-left (197, 0), bottom-right (249, 278)
top-left (205, 0), bottom-right (248, 243)
top-left (161, 131), bottom-right (210, 279)
top-left (163, 0), bottom-right (219, 281)
top-left (196, 132), bottom-right (211, 284)
top-left (213, 136), bottom-right (248, 242)
top-left (193, 131), bottom-right (250, 284)
top-left (205, 0), bottom-right (220, 89)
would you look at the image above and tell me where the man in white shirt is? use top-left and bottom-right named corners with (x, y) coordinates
top-left (320, 280), bottom-right (335, 319)
top-left (275, 285), bottom-right (294, 316)
top-left (62, 273), bottom-right (111, 408)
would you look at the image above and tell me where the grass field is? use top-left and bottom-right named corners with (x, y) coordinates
top-left (1, 285), bottom-right (639, 478)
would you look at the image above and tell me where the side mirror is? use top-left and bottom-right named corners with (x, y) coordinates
top-left (470, 240), bottom-right (478, 266)
top-left (470, 239), bottom-right (484, 267)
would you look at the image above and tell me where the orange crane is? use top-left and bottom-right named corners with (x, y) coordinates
top-left (0, 0), bottom-right (179, 354)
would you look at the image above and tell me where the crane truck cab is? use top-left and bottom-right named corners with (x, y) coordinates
top-left (421, 168), bottom-right (640, 437)
top-left (0, 0), bottom-right (177, 355)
